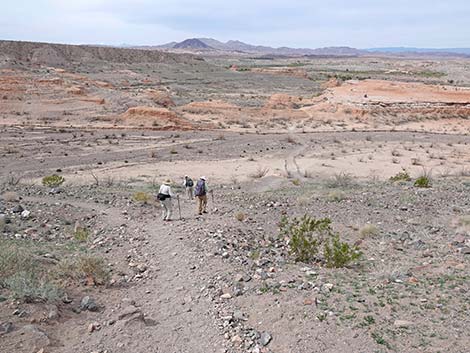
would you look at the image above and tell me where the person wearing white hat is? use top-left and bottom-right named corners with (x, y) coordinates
top-left (194, 176), bottom-right (208, 215)
top-left (157, 179), bottom-right (175, 221)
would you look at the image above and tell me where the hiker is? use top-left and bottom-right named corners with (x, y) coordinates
top-left (194, 176), bottom-right (208, 215)
top-left (157, 179), bottom-right (175, 221)
top-left (183, 175), bottom-right (194, 200)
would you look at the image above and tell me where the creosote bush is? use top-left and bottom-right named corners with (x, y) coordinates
top-left (42, 174), bottom-right (65, 188)
top-left (280, 215), bottom-right (361, 267)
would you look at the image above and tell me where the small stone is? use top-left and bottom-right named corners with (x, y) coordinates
top-left (87, 322), bottom-right (100, 333)
top-left (231, 335), bottom-right (243, 345)
top-left (11, 205), bottom-right (24, 213)
top-left (303, 298), bottom-right (313, 305)
top-left (394, 320), bottom-right (414, 328)
top-left (0, 322), bottom-right (14, 335)
top-left (80, 296), bottom-right (98, 312)
top-left (461, 247), bottom-right (470, 255)
top-left (323, 283), bottom-right (334, 292)
top-left (258, 331), bottom-right (272, 346)
top-left (21, 210), bottom-right (31, 219)
top-left (220, 293), bottom-right (232, 299)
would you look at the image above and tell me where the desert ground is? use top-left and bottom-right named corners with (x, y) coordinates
top-left (1, 41), bottom-right (470, 353)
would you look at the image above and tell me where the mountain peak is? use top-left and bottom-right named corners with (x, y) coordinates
top-left (173, 38), bottom-right (212, 49)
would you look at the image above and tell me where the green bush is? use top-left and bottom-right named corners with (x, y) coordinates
top-left (389, 170), bottom-right (411, 182)
top-left (73, 227), bottom-right (90, 242)
top-left (324, 235), bottom-right (362, 268)
top-left (42, 174), bottom-right (65, 188)
top-left (281, 215), bottom-right (361, 267)
top-left (414, 175), bottom-right (431, 188)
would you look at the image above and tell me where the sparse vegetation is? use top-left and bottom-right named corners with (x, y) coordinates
top-left (414, 170), bottom-right (432, 188)
top-left (389, 169), bottom-right (411, 182)
top-left (326, 172), bottom-right (356, 188)
top-left (280, 215), bottom-right (361, 267)
top-left (249, 166), bottom-right (269, 179)
top-left (359, 224), bottom-right (380, 237)
top-left (235, 211), bottom-right (246, 222)
top-left (42, 174), bottom-right (65, 188)
top-left (133, 191), bottom-right (152, 203)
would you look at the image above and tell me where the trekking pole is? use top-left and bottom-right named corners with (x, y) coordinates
top-left (177, 195), bottom-right (182, 220)
top-left (210, 190), bottom-right (215, 207)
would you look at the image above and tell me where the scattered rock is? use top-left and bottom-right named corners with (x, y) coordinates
top-left (0, 322), bottom-right (14, 335)
top-left (220, 293), bottom-right (232, 300)
top-left (394, 320), bottom-right (414, 328)
top-left (88, 321), bottom-right (101, 333)
top-left (80, 296), bottom-right (98, 312)
top-left (258, 331), bottom-right (272, 346)
top-left (11, 205), bottom-right (24, 213)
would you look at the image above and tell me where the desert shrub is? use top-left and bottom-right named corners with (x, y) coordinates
top-left (133, 191), bottom-right (151, 203)
top-left (324, 235), bottom-right (362, 268)
top-left (0, 239), bottom-right (61, 302)
top-left (2, 191), bottom-right (19, 202)
top-left (73, 227), bottom-right (90, 242)
top-left (326, 172), bottom-right (356, 188)
top-left (414, 175), bottom-right (431, 188)
top-left (0, 239), bottom-right (36, 280)
top-left (42, 174), bottom-right (65, 188)
top-left (4, 271), bottom-right (62, 302)
top-left (249, 166), bottom-right (269, 179)
top-left (54, 255), bottom-right (109, 285)
top-left (291, 178), bottom-right (301, 186)
top-left (389, 169), bottom-right (411, 182)
top-left (359, 224), bottom-right (380, 237)
top-left (235, 212), bottom-right (246, 222)
top-left (458, 215), bottom-right (470, 227)
top-left (327, 190), bottom-right (346, 202)
top-left (280, 215), bottom-right (361, 267)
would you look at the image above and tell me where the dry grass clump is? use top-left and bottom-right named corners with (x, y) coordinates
top-left (326, 190), bottom-right (347, 202)
top-left (2, 191), bottom-right (19, 202)
top-left (249, 166), bottom-right (269, 179)
top-left (326, 172), bottom-right (357, 188)
top-left (235, 212), bottom-right (246, 222)
top-left (359, 224), bottom-right (380, 238)
top-left (0, 238), bottom-right (109, 301)
top-left (54, 255), bottom-right (109, 285)
top-left (133, 191), bottom-right (152, 203)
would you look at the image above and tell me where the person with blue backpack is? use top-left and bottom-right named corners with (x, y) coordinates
top-left (194, 176), bottom-right (208, 215)
top-left (182, 175), bottom-right (194, 200)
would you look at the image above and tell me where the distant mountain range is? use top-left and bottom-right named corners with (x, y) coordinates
top-left (133, 38), bottom-right (364, 56)
top-left (127, 38), bottom-right (470, 57)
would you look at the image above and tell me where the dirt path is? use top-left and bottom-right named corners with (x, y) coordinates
top-left (22, 195), bottom-right (231, 353)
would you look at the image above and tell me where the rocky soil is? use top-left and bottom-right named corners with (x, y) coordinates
top-left (1, 168), bottom-right (470, 352)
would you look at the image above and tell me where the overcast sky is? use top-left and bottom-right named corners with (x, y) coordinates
top-left (1, 0), bottom-right (469, 48)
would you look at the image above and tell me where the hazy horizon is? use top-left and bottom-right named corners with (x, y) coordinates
top-left (1, 0), bottom-right (469, 48)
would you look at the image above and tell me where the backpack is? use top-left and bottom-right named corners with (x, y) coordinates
top-left (157, 193), bottom-right (169, 201)
top-left (186, 178), bottom-right (194, 187)
top-left (194, 179), bottom-right (206, 196)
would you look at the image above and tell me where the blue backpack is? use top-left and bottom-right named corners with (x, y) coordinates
top-left (194, 179), bottom-right (206, 196)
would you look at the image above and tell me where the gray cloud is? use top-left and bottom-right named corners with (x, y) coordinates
top-left (1, 0), bottom-right (469, 47)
